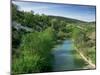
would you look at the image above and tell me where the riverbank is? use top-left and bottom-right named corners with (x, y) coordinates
top-left (74, 46), bottom-right (96, 69)
top-left (72, 39), bottom-right (96, 69)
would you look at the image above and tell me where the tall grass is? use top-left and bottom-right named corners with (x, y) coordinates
top-left (72, 24), bottom-right (96, 64)
top-left (12, 27), bottom-right (56, 74)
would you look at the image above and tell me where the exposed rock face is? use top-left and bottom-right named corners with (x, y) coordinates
top-left (12, 21), bottom-right (33, 32)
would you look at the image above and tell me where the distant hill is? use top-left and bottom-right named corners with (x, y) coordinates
top-left (48, 15), bottom-right (86, 23)
top-left (88, 21), bottom-right (96, 24)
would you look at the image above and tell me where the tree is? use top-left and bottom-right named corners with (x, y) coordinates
top-left (12, 3), bottom-right (18, 20)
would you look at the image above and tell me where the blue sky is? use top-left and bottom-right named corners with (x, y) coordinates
top-left (12, 1), bottom-right (96, 22)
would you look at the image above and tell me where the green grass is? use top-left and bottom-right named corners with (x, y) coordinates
top-left (12, 27), bottom-right (56, 74)
top-left (82, 46), bottom-right (96, 64)
top-left (71, 24), bottom-right (96, 66)
top-left (71, 45), bottom-right (87, 69)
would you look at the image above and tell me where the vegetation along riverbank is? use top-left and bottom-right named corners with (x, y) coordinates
top-left (12, 2), bottom-right (96, 74)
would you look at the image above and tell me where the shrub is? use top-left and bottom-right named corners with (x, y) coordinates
top-left (12, 27), bottom-right (56, 74)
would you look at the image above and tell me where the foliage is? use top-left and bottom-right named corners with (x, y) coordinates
top-left (12, 27), bottom-right (56, 73)
top-left (72, 23), bottom-right (96, 64)
top-left (12, 3), bottom-right (96, 74)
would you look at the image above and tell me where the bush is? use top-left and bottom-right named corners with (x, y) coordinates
top-left (12, 27), bottom-right (56, 74)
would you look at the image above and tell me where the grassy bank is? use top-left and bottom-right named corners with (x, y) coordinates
top-left (71, 24), bottom-right (96, 65)
top-left (71, 43), bottom-right (87, 69)
top-left (71, 38), bottom-right (95, 69)
top-left (12, 27), bottom-right (56, 74)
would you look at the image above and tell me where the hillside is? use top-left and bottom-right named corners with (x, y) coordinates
top-left (48, 15), bottom-right (86, 23)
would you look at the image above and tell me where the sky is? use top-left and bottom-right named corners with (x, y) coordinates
top-left (12, 1), bottom-right (96, 22)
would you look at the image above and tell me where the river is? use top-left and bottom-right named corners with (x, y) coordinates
top-left (52, 39), bottom-right (81, 71)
